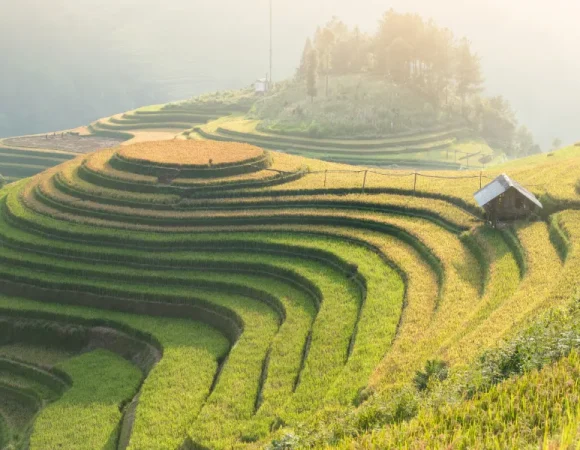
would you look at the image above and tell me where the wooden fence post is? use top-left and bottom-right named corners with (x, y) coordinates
top-left (362, 170), bottom-right (368, 193)
top-left (479, 171), bottom-right (482, 189)
top-left (324, 170), bottom-right (327, 188)
top-left (413, 172), bottom-right (418, 194)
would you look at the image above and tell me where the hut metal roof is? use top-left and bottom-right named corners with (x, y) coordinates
top-left (474, 173), bottom-right (543, 208)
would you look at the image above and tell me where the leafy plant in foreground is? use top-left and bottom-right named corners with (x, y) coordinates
top-left (413, 359), bottom-right (449, 391)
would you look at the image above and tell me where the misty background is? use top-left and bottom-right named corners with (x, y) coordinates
top-left (1, 0), bottom-right (578, 149)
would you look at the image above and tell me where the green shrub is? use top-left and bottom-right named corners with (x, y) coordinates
top-left (413, 359), bottom-right (449, 391)
top-left (353, 387), bottom-right (419, 431)
top-left (307, 122), bottom-right (323, 138)
top-left (268, 433), bottom-right (301, 450)
top-left (477, 305), bottom-right (580, 388)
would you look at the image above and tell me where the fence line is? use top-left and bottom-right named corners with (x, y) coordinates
top-left (260, 163), bottom-right (544, 191)
top-left (301, 168), bottom-right (543, 193)
top-left (308, 169), bottom-right (486, 180)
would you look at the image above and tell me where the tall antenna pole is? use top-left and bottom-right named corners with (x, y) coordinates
top-left (269, 0), bottom-right (273, 87)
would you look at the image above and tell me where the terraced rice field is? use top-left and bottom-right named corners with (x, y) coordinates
top-left (0, 101), bottom-right (496, 186)
top-left (0, 135), bottom-right (578, 449)
top-left (190, 117), bottom-right (491, 170)
top-left (0, 104), bottom-right (244, 183)
top-left (88, 103), bottom-right (231, 141)
top-left (0, 145), bottom-right (75, 184)
top-left (0, 134), bottom-right (125, 183)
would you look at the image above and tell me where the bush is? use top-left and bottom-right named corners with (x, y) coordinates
top-left (307, 122), bottom-right (322, 138)
top-left (268, 433), bottom-right (301, 450)
top-left (477, 306), bottom-right (580, 388)
top-left (413, 359), bottom-right (449, 391)
top-left (353, 387), bottom-right (419, 430)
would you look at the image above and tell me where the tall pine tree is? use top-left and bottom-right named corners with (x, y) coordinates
top-left (306, 48), bottom-right (318, 102)
top-left (455, 38), bottom-right (483, 106)
top-left (296, 38), bottom-right (313, 80)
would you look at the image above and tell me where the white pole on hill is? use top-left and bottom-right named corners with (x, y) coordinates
top-left (269, 0), bottom-right (273, 88)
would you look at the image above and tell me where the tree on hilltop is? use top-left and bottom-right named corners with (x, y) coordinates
top-left (296, 38), bottom-right (313, 81)
top-left (425, 25), bottom-right (454, 107)
top-left (308, 19), bottom-right (371, 77)
top-left (385, 37), bottom-right (413, 84)
top-left (348, 27), bottom-right (370, 73)
top-left (305, 47), bottom-right (318, 102)
top-left (299, 9), bottom-right (487, 104)
top-left (375, 11), bottom-right (424, 80)
top-left (528, 144), bottom-right (542, 155)
top-left (478, 96), bottom-right (534, 157)
top-left (515, 125), bottom-right (535, 157)
top-left (315, 27), bottom-right (335, 96)
top-left (455, 38), bottom-right (484, 109)
top-left (290, 9), bottom-right (535, 155)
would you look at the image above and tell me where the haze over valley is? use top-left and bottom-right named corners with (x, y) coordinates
top-left (1, 0), bottom-right (578, 148)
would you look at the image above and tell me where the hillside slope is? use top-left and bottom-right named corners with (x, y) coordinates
top-left (0, 132), bottom-right (577, 448)
top-left (1, 74), bottom-right (521, 180)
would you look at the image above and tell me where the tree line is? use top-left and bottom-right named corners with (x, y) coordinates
top-left (295, 10), bottom-right (542, 157)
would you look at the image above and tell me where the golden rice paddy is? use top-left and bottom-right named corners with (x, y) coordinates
top-left (116, 140), bottom-right (265, 167)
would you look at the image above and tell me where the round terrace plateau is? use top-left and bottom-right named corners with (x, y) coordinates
top-left (111, 140), bottom-right (274, 181)
top-left (116, 140), bottom-right (267, 169)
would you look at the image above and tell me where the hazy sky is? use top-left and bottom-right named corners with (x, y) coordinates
top-left (1, 0), bottom-right (578, 147)
top-left (269, 0), bottom-right (579, 148)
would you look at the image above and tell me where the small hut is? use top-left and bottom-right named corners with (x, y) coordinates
top-left (474, 174), bottom-right (542, 225)
top-left (254, 78), bottom-right (269, 94)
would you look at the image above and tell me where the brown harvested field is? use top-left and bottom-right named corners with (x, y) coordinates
top-left (117, 140), bottom-right (265, 167)
top-left (3, 134), bottom-right (124, 154)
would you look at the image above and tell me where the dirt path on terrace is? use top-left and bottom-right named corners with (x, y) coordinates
top-left (122, 129), bottom-right (182, 145)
